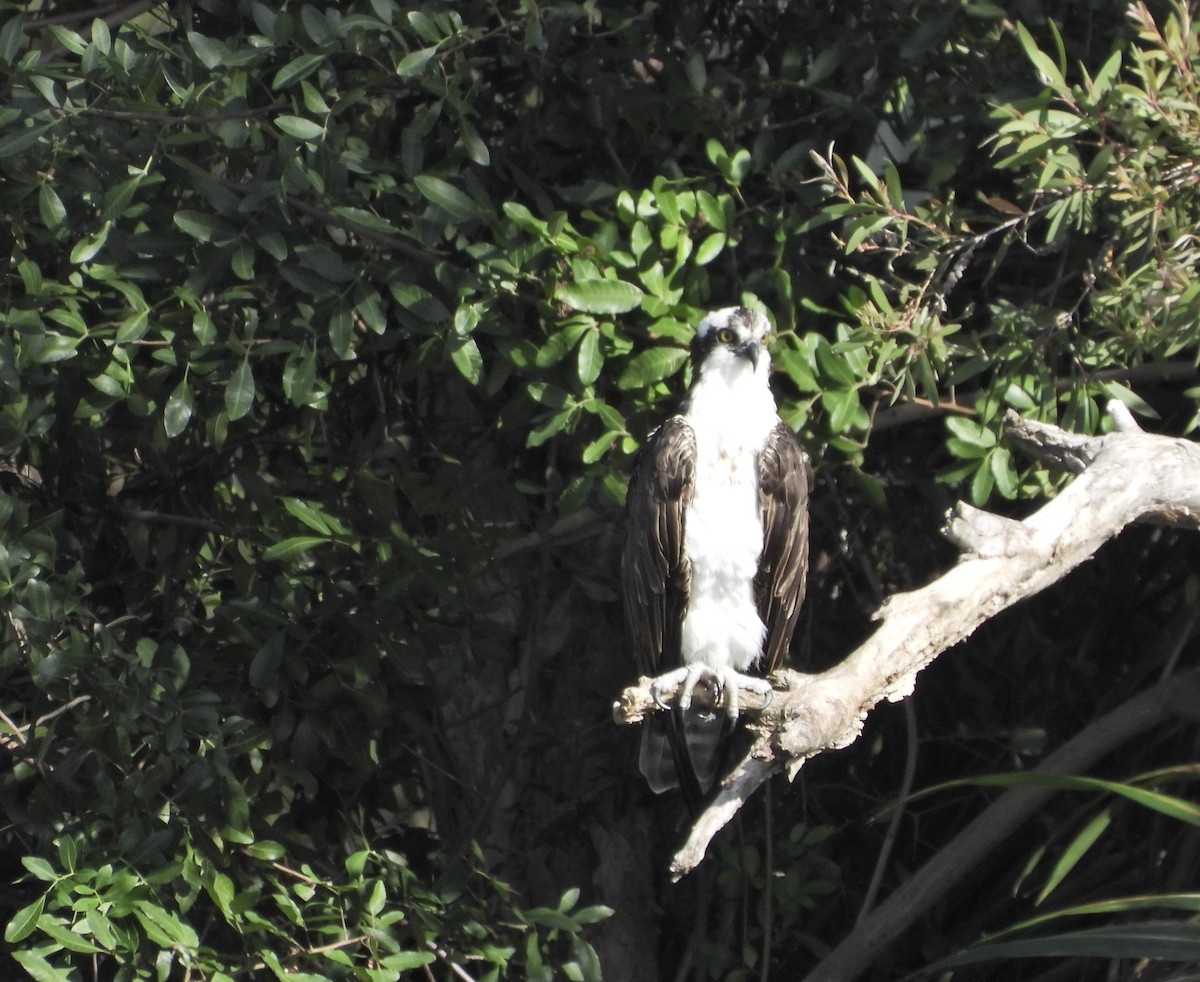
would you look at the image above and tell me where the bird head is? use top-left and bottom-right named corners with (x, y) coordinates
top-left (691, 307), bottom-right (771, 376)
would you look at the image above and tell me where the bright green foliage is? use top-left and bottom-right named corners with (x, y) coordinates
top-left (812, 0), bottom-right (1200, 502)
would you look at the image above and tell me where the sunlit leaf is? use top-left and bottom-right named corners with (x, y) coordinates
top-left (275, 115), bottom-right (324, 141)
top-left (187, 30), bottom-right (225, 70)
top-left (413, 174), bottom-right (487, 220)
top-left (271, 52), bottom-right (325, 89)
top-left (397, 47), bottom-right (438, 76)
top-left (448, 335), bottom-right (483, 384)
top-left (4, 895), bottom-right (44, 943)
top-left (616, 346), bottom-right (687, 389)
top-left (556, 279), bottom-right (644, 315)
top-left (577, 329), bottom-right (603, 384)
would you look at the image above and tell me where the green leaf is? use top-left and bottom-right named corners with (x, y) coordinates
top-left (556, 279), bottom-right (645, 315)
top-left (133, 902), bottom-right (198, 949)
top-left (970, 457), bottom-right (994, 504)
top-left (263, 536), bottom-right (329, 561)
top-left (397, 47), bottom-right (438, 76)
top-left (821, 387), bottom-right (860, 434)
top-left (380, 952), bottom-right (437, 971)
top-left (536, 322), bottom-right (589, 367)
top-left (245, 840), bottom-right (285, 861)
top-left (115, 309), bottom-right (150, 344)
top-left (694, 232), bottom-right (726, 265)
top-left (577, 330), bottom-right (603, 385)
top-left (931, 920), bottom-right (1200, 971)
top-left (448, 335), bottom-right (483, 384)
top-left (994, 893), bottom-right (1200, 941)
top-left (187, 31), bottom-right (225, 70)
top-left (0, 13), bottom-right (24, 65)
top-left (616, 346), bottom-right (688, 389)
top-left (572, 904), bottom-right (614, 925)
top-left (174, 211), bottom-right (226, 242)
top-left (22, 856), bottom-right (58, 882)
top-left (164, 379), bottom-right (194, 438)
top-left (283, 346), bottom-right (317, 405)
top-left (0, 123), bottom-right (50, 159)
top-left (91, 17), bottom-right (110, 55)
top-left (37, 914), bottom-right (102, 953)
top-left (581, 430), bottom-right (618, 464)
top-left (5, 895), bottom-right (45, 943)
top-left (366, 879), bottom-right (387, 915)
top-left (1037, 808), bottom-right (1111, 903)
top-left (332, 206), bottom-right (402, 236)
top-left (282, 497), bottom-right (335, 535)
top-left (728, 147), bottom-right (752, 183)
top-left (909, 772), bottom-right (1200, 828)
top-left (460, 118), bottom-right (490, 166)
top-left (12, 951), bottom-right (72, 982)
top-left (224, 360), bottom-right (255, 421)
top-left (271, 52), bottom-right (325, 89)
top-left (946, 416), bottom-right (997, 448)
top-left (70, 221), bottom-right (112, 263)
top-left (38, 184), bottom-right (66, 229)
top-left (814, 338), bottom-right (857, 387)
top-left (230, 242), bottom-right (254, 280)
top-left (1101, 380), bottom-right (1159, 419)
top-left (413, 174), bottom-right (486, 221)
top-left (988, 446), bottom-right (1018, 499)
top-left (275, 114), bottom-right (324, 141)
top-left (527, 407), bottom-right (574, 447)
top-left (1016, 22), bottom-right (1070, 97)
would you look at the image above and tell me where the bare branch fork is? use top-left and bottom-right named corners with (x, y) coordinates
top-left (613, 401), bottom-right (1200, 880)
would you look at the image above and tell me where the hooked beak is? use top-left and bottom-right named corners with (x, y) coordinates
top-left (735, 339), bottom-right (761, 370)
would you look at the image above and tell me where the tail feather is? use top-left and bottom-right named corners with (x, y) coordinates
top-left (639, 708), bottom-right (732, 813)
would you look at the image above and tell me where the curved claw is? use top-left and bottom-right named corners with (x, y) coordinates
top-left (709, 672), bottom-right (725, 702)
top-left (651, 684), bottom-right (673, 711)
top-left (756, 687), bottom-right (774, 711)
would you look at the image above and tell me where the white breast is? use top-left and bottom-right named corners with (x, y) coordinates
top-left (680, 352), bottom-right (779, 672)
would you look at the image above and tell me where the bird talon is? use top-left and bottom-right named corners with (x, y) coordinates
top-left (709, 673), bottom-right (724, 702)
top-left (651, 687), bottom-right (672, 711)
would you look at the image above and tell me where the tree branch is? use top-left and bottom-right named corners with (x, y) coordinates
top-left (614, 402), bottom-right (1200, 879)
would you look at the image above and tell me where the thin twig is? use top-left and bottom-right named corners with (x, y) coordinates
top-left (426, 941), bottom-right (479, 982)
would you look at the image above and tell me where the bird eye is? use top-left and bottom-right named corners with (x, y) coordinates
top-left (716, 328), bottom-right (736, 344)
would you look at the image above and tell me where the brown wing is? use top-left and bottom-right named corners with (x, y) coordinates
top-left (620, 416), bottom-right (695, 677)
top-left (755, 420), bottom-right (812, 674)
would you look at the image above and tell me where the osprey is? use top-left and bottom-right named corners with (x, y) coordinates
top-left (621, 306), bottom-right (811, 810)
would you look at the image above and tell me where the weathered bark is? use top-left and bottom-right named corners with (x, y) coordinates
top-left (614, 403), bottom-right (1200, 880)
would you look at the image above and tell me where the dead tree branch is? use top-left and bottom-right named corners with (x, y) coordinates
top-left (613, 402), bottom-right (1200, 879)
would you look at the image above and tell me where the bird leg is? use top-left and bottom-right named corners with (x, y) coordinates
top-left (649, 665), bottom-right (774, 719)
